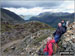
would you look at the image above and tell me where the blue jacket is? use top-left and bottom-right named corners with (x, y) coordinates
top-left (61, 22), bottom-right (67, 33)
top-left (61, 22), bottom-right (66, 27)
top-left (53, 26), bottom-right (63, 36)
top-left (53, 26), bottom-right (65, 42)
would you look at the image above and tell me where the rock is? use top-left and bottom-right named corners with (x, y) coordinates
top-left (72, 38), bottom-right (75, 43)
top-left (61, 22), bottom-right (75, 55)
top-left (11, 46), bottom-right (16, 50)
top-left (21, 52), bottom-right (24, 55)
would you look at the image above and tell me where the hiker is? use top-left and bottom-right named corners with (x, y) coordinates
top-left (53, 23), bottom-right (65, 43)
top-left (43, 37), bottom-right (56, 56)
top-left (61, 20), bottom-right (67, 34)
top-left (61, 20), bottom-right (66, 27)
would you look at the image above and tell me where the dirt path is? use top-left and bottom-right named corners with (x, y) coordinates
top-left (1, 31), bottom-right (41, 51)
top-left (1, 39), bottom-right (24, 51)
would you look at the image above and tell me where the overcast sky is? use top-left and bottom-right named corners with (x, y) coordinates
top-left (1, 1), bottom-right (74, 15)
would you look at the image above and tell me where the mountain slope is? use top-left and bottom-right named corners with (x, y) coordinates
top-left (1, 8), bottom-right (25, 23)
top-left (1, 21), bottom-right (52, 45)
top-left (29, 12), bottom-right (74, 28)
top-left (1, 8), bottom-right (55, 56)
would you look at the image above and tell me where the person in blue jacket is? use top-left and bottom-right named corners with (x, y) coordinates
top-left (53, 23), bottom-right (65, 43)
top-left (61, 20), bottom-right (67, 34)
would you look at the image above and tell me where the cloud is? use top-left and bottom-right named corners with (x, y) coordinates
top-left (2, 1), bottom-right (74, 16)
top-left (1, 1), bottom-right (63, 8)
top-left (4, 7), bottom-right (46, 15)
top-left (57, 1), bottom-right (74, 13)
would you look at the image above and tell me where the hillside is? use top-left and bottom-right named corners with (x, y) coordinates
top-left (1, 8), bottom-right (25, 23)
top-left (29, 12), bottom-right (74, 27)
top-left (1, 8), bottom-right (56, 56)
top-left (1, 21), bottom-right (54, 56)
top-left (1, 21), bottom-right (52, 45)
top-left (2, 21), bottom-right (75, 56)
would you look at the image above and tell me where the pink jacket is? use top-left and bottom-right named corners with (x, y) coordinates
top-left (43, 40), bottom-right (55, 56)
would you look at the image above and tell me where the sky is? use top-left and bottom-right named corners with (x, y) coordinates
top-left (1, 0), bottom-right (74, 16)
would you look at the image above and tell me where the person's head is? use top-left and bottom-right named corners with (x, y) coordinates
top-left (47, 37), bottom-right (52, 42)
top-left (61, 20), bottom-right (64, 23)
top-left (58, 23), bottom-right (62, 27)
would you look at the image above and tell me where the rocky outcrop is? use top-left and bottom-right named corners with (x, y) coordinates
top-left (1, 20), bottom-right (53, 56)
top-left (59, 22), bottom-right (75, 55)
top-left (2, 29), bottom-right (51, 56)
top-left (1, 21), bottom-right (51, 46)
top-left (64, 22), bottom-right (75, 41)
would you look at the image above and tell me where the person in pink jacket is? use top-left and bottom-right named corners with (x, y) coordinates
top-left (43, 37), bottom-right (56, 56)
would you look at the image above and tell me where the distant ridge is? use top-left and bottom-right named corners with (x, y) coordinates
top-left (29, 12), bottom-right (74, 28)
top-left (1, 8), bottom-right (25, 24)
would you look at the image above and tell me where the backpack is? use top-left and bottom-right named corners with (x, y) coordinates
top-left (47, 43), bottom-right (57, 54)
top-left (52, 43), bottom-right (57, 54)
